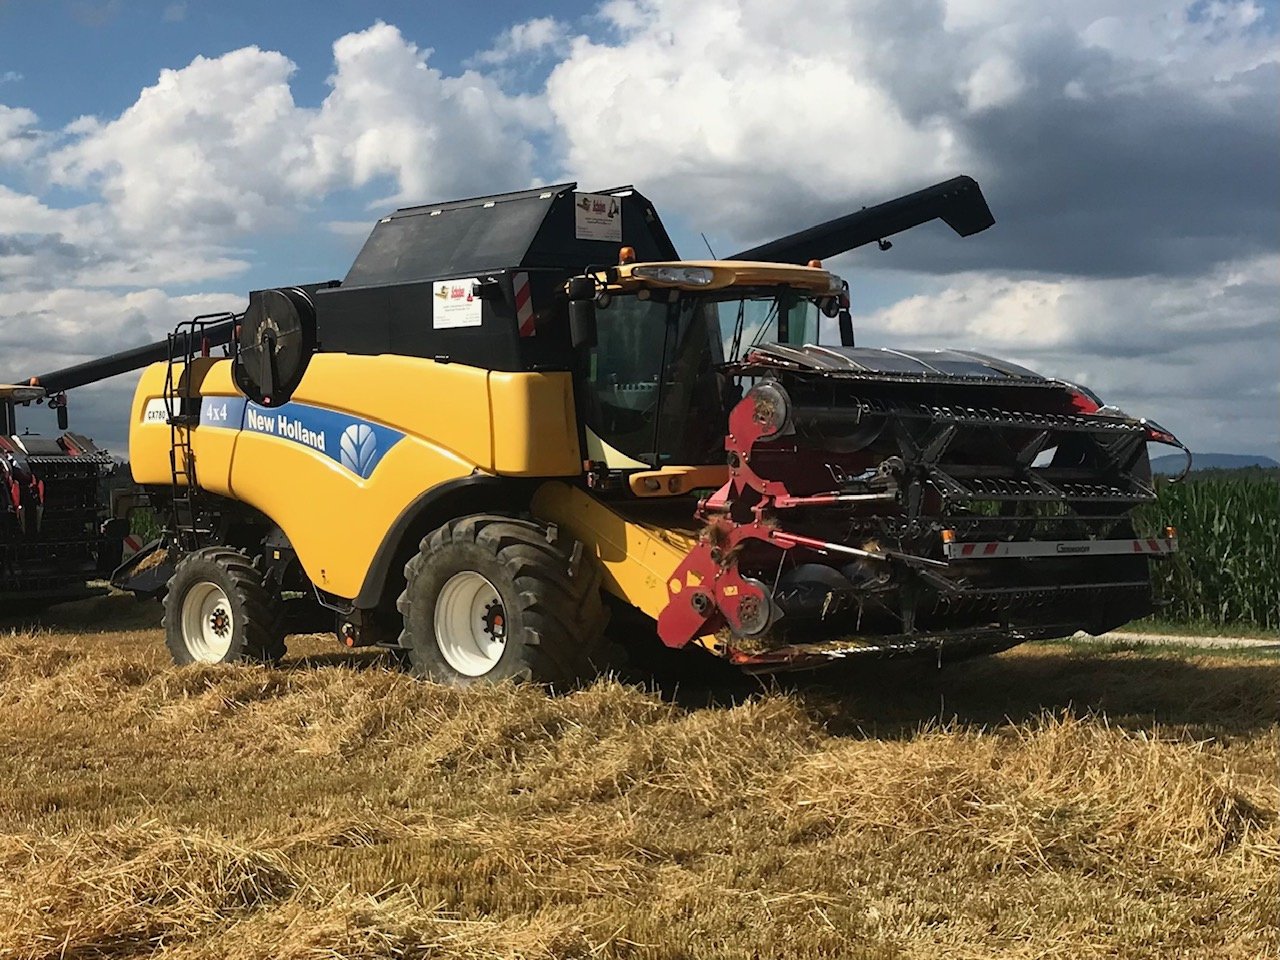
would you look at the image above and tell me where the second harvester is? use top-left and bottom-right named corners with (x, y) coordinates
top-left (115, 177), bottom-right (1184, 682)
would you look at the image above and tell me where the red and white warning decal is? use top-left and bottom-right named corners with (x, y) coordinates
top-left (514, 272), bottom-right (535, 337)
top-left (944, 537), bottom-right (1178, 560)
top-left (122, 534), bottom-right (143, 559)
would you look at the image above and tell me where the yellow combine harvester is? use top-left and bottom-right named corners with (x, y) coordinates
top-left (112, 179), bottom-right (1183, 683)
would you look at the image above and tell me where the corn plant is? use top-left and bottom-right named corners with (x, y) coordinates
top-left (1136, 476), bottom-right (1280, 630)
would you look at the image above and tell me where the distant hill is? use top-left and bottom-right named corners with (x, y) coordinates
top-left (1151, 452), bottom-right (1280, 474)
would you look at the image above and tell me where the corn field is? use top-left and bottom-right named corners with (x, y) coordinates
top-left (1138, 474), bottom-right (1280, 630)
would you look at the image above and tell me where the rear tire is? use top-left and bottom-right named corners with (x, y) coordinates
top-left (396, 515), bottom-right (612, 687)
top-left (162, 547), bottom-right (286, 665)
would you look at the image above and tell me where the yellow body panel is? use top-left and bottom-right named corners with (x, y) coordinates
top-left (627, 465), bottom-right (729, 498)
top-left (228, 420), bottom-right (475, 596)
top-left (130, 358), bottom-right (234, 490)
top-left (129, 354), bottom-right (582, 601)
top-left (129, 363), bottom-right (177, 486)
top-left (290, 355), bottom-right (496, 469)
top-left (531, 481), bottom-right (696, 620)
top-left (488, 370), bottom-right (581, 475)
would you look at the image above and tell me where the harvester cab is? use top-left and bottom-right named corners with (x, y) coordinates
top-left (570, 256), bottom-right (845, 477)
top-left (111, 177), bottom-right (1184, 682)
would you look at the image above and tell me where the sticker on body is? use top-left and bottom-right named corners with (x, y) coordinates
top-left (574, 192), bottom-right (622, 242)
top-left (432, 278), bottom-right (483, 329)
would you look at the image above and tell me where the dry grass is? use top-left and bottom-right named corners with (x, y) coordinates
top-left (0, 597), bottom-right (1277, 959)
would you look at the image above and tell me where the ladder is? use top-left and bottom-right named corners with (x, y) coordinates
top-left (163, 312), bottom-right (236, 551)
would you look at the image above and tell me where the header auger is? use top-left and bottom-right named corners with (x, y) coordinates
top-left (19, 175), bottom-right (1182, 683)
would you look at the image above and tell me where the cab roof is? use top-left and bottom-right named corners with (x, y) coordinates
top-left (606, 260), bottom-right (843, 295)
top-left (0, 384), bottom-right (44, 402)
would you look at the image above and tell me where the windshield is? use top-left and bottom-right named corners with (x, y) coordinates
top-left (711, 289), bottom-right (822, 362)
top-left (583, 286), bottom-right (827, 468)
top-left (585, 293), bottom-right (724, 466)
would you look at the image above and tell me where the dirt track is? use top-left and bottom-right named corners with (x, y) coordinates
top-left (1097, 630), bottom-right (1280, 651)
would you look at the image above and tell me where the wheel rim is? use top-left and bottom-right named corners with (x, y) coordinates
top-left (434, 571), bottom-right (507, 677)
top-left (181, 581), bottom-right (235, 662)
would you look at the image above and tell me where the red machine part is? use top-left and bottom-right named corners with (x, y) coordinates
top-left (655, 517), bottom-right (790, 648)
top-left (658, 381), bottom-right (831, 650)
top-left (723, 379), bottom-right (790, 499)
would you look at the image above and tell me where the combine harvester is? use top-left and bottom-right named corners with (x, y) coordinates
top-left (1, 382), bottom-right (121, 609)
top-left (28, 177), bottom-right (1187, 680)
top-left (2, 327), bottom-right (240, 611)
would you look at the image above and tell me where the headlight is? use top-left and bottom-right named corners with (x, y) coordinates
top-left (631, 265), bottom-right (714, 286)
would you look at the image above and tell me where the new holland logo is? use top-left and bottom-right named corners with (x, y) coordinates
top-left (201, 398), bottom-right (403, 478)
top-left (340, 423), bottom-right (377, 476)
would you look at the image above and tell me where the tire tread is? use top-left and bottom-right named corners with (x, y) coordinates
top-left (162, 546), bottom-right (286, 665)
top-left (398, 513), bottom-right (617, 686)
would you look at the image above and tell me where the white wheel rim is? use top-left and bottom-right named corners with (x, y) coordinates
top-left (434, 571), bottom-right (507, 677)
top-left (181, 582), bottom-right (235, 662)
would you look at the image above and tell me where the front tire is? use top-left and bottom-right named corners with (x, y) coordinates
top-left (162, 547), bottom-right (286, 665)
top-left (397, 515), bottom-right (611, 687)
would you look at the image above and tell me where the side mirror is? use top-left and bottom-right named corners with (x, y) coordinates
top-left (50, 392), bottom-right (69, 431)
top-left (837, 282), bottom-right (854, 347)
top-left (567, 276), bottom-right (597, 349)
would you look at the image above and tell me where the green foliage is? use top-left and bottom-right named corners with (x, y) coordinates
top-left (1182, 465), bottom-right (1280, 482)
top-left (129, 507), bottom-right (162, 542)
top-left (1136, 475), bottom-right (1280, 630)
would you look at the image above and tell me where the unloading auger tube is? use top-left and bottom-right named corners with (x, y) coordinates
top-left (108, 176), bottom-right (1184, 681)
top-left (29, 318), bottom-right (239, 395)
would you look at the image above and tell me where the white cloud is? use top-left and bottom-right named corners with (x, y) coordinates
top-left (45, 22), bottom-right (540, 244)
top-left (47, 47), bottom-right (308, 241)
top-left (0, 71), bottom-right (23, 84)
top-left (945, 0), bottom-right (1278, 87)
top-left (963, 54), bottom-right (1025, 111)
top-left (543, 0), bottom-right (1275, 261)
top-left (473, 16), bottom-right (569, 66)
top-left (857, 255), bottom-right (1280, 455)
top-left (0, 185), bottom-right (247, 290)
top-left (0, 104), bottom-right (44, 163)
top-left (302, 22), bottom-right (542, 204)
top-left (546, 0), bottom-right (967, 235)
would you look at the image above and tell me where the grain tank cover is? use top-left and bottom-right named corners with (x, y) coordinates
top-left (316, 183), bottom-right (680, 371)
top-left (343, 183), bottom-right (678, 288)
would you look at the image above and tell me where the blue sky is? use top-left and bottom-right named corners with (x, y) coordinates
top-left (0, 2), bottom-right (591, 120)
top-left (1, 0), bottom-right (1277, 456)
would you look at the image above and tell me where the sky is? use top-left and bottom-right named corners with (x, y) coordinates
top-left (1, 0), bottom-right (1277, 458)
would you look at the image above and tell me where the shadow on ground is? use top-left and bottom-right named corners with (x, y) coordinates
top-left (0, 591), bottom-right (162, 635)
top-left (611, 637), bottom-right (1280, 738)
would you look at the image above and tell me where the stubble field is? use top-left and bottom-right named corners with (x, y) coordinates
top-left (1, 597), bottom-right (1277, 960)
